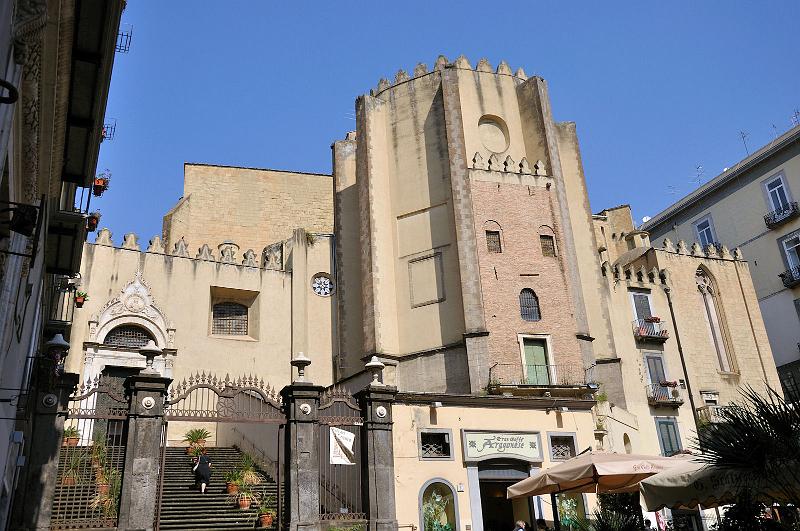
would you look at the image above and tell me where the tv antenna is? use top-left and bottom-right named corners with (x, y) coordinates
top-left (792, 109), bottom-right (800, 127)
top-left (739, 130), bottom-right (750, 156)
top-left (689, 165), bottom-right (705, 187)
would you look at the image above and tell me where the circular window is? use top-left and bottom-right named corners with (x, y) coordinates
top-left (311, 273), bottom-right (333, 297)
top-left (478, 115), bottom-right (509, 153)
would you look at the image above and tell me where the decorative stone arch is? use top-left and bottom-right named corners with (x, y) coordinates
top-left (83, 270), bottom-right (177, 381)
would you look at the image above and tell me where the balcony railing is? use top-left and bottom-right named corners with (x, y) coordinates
top-left (696, 405), bottom-right (730, 424)
top-left (645, 383), bottom-right (684, 408)
top-left (764, 202), bottom-right (800, 229)
top-left (780, 266), bottom-right (800, 289)
top-left (45, 274), bottom-right (77, 328)
top-left (632, 319), bottom-right (669, 342)
top-left (488, 363), bottom-right (591, 388)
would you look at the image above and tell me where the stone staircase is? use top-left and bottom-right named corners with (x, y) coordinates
top-left (157, 446), bottom-right (279, 530)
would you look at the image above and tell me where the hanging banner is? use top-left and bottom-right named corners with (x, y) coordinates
top-left (330, 426), bottom-right (356, 465)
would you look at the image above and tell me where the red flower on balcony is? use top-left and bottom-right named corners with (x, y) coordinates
top-left (644, 316), bottom-right (661, 323)
top-left (659, 380), bottom-right (678, 388)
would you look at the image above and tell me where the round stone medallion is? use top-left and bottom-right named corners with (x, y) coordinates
top-left (478, 115), bottom-right (509, 153)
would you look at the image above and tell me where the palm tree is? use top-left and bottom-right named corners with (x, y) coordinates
top-left (694, 385), bottom-right (800, 506)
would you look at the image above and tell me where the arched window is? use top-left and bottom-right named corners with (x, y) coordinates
top-left (519, 289), bottom-right (541, 322)
top-left (212, 302), bottom-right (248, 335)
top-left (484, 220), bottom-right (502, 254)
top-left (103, 325), bottom-right (155, 349)
top-left (539, 225), bottom-right (557, 257)
top-left (419, 480), bottom-right (458, 531)
top-left (696, 268), bottom-right (734, 372)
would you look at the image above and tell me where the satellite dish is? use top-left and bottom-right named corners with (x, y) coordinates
top-left (642, 216), bottom-right (652, 224)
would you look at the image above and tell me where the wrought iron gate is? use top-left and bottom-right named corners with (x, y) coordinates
top-left (318, 387), bottom-right (365, 521)
top-left (50, 376), bottom-right (129, 529)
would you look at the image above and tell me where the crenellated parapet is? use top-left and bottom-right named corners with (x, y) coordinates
top-left (88, 228), bottom-right (302, 271)
top-left (370, 55), bottom-right (532, 97)
top-left (660, 238), bottom-right (741, 261)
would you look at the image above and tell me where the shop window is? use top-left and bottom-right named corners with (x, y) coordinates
top-left (549, 434), bottom-right (576, 461)
top-left (212, 302), bottom-right (248, 335)
top-left (103, 325), bottom-right (155, 349)
top-left (419, 480), bottom-right (458, 531)
top-left (419, 430), bottom-right (452, 460)
top-left (519, 289), bottom-right (541, 321)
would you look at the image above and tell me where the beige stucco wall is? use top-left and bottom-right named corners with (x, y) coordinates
top-left (645, 136), bottom-right (800, 369)
top-left (162, 164), bottom-right (333, 254)
top-left (392, 400), bottom-right (597, 529)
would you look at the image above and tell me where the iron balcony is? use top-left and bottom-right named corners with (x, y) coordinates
top-left (779, 266), bottom-right (800, 289)
top-left (764, 202), bottom-right (800, 229)
top-left (632, 319), bottom-right (669, 343)
top-left (645, 383), bottom-right (684, 408)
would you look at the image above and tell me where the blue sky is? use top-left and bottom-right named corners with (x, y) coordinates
top-left (95, 1), bottom-right (800, 244)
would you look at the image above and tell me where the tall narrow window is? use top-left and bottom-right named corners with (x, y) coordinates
top-left (766, 175), bottom-right (791, 212)
top-left (696, 268), bottom-right (733, 372)
top-left (655, 418), bottom-right (682, 456)
top-left (631, 292), bottom-right (653, 321)
top-left (693, 216), bottom-right (717, 248)
top-left (783, 235), bottom-right (800, 270)
top-left (522, 337), bottom-right (550, 385)
top-left (540, 235), bottom-right (556, 257)
top-left (212, 302), bottom-right (248, 335)
top-left (519, 289), bottom-right (541, 321)
top-left (486, 231), bottom-right (502, 253)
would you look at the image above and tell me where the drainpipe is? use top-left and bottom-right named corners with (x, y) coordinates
top-left (664, 287), bottom-right (700, 429)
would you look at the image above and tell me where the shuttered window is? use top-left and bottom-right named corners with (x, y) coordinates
top-left (656, 419), bottom-right (682, 456)
top-left (212, 302), bottom-right (248, 335)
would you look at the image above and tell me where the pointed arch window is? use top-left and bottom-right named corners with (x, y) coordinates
top-left (696, 268), bottom-right (735, 372)
top-left (519, 289), bottom-right (541, 322)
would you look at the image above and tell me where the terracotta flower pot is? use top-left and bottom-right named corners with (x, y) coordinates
top-left (63, 436), bottom-right (79, 446)
top-left (226, 482), bottom-right (239, 494)
top-left (74, 298), bottom-right (85, 308)
top-left (259, 514), bottom-right (274, 527)
top-left (62, 476), bottom-right (76, 486)
top-left (97, 483), bottom-right (110, 495)
top-left (238, 496), bottom-right (251, 510)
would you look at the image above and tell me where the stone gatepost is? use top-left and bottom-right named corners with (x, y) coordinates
top-left (356, 384), bottom-right (398, 531)
top-left (12, 372), bottom-right (78, 530)
top-left (280, 382), bottom-right (323, 531)
top-left (117, 374), bottom-right (171, 531)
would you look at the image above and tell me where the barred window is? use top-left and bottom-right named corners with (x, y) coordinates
top-left (486, 231), bottom-right (502, 253)
top-left (212, 302), bottom-right (248, 335)
top-left (520, 289), bottom-right (541, 322)
top-left (420, 431), bottom-right (452, 459)
top-left (104, 325), bottom-right (155, 349)
top-left (550, 435), bottom-right (576, 461)
top-left (540, 235), bottom-right (556, 257)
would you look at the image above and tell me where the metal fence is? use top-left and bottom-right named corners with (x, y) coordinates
top-left (645, 383), bottom-right (684, 405)
top-left (318, 387), bottom-right (364, 521)
top-left (632, 319), bottom-right (670, 341)
top-left (488, 363), bottom-right (590, 387)
top-left (51, 376), bottom-right (128, 529)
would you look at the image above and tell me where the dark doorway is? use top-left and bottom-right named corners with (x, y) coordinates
top-left (98, 365), bottom-right (139, 445)
top-left (479, 460), bottom-right (534, 531)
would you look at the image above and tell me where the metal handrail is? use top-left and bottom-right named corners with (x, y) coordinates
top-left (488, 363), bottom-right (589, 387)
top-left (632, 319), bottom-right (669, 340)
top-left (645, 383), bottom-right (683, 403)
top-left (764, 201), bottom-right (799, 228)
top-left (779, 266), bottom-right (800, 288)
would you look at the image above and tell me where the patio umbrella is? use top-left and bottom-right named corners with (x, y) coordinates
top-left (507, 451), bottom-right (678, 499)
top-left (640, 458), bottom-right (774, 511)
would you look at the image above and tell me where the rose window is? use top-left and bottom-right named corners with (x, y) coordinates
top-left (311, 274), bottom-right (333, 297)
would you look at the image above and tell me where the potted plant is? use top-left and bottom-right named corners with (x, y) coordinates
top-left (87, 211), bottom-right (101, 232)
top-left (93, 170), bottom-right (111, 197)
top-left (95, 466), bottom-right (119, 496)
top-left (61, 449), bottom-right (85, 486)
top-left (644, 316), bottom-right (661, 323)
top-left (258, 506), bottom-right (277, 528)
top-left (237, 452), bottom-right (262, 486)
top-left (90, 469), bottom-right (121, 523)
top-left (224, 469), bottom-right (242, 494)
top-left (231, 485), bottom-right (260, 510)
top-left (183, 427), bottom-right (211, 452)
top-left (63, 425), bottom-right (80, 446)
top-left (74, 291), bottom-right (88, 308)
top-left (659, 380), bottom-right (678, 388)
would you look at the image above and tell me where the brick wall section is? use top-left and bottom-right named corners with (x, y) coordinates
top-left (470, 179), bottom-right (584, 376)
top-left (162, 164), bottom-right (333, 254)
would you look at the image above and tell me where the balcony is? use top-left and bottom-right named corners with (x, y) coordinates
top-left (764, 202), bottom-right (800, 229)
top-left (696, 405), bottom-right (730, 424)
top-left (646, 383), bottom-right (684, 408)
top-left (780, 266), bottom-right (800, 289)
top-left (44, 274), bottom-right (77, 335)
top-left (488, 363), bottom-right (594, 397)
top-left (632, 319), bottom-right (669, 343)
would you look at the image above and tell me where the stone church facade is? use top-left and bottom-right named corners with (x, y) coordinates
top-left (64, 56), bottom-right (780, 528)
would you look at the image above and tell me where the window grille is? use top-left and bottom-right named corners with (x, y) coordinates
top-left (540, 235), bottom-right (556, 257)
top-left (103, 325), bottom-right (154, 349)
top-left (212, 302), bottom-right (248, 335)
top-left (486, 231), bottom-right (502, 253)
top-left (519, 289), bottom-right (541, 321)
top-left (420, 432), bottom-right (451, 458)
top-left (550, 436), bottom-right (576, 460)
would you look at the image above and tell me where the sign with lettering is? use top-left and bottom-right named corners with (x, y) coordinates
top-left (462, 431), bottom-right (542, 462)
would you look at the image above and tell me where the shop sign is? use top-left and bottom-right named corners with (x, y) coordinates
top-left (462, 431), bottom-right (542, 462)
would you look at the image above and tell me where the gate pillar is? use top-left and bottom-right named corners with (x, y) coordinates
top-left (117, 374), bottom-right (171, 531)
top-left (11, 371), bottom-right (78, 531)
top-left (281, 383), bottom-right (323, 531)
top-left (356, 385), bottom-right (398, 531)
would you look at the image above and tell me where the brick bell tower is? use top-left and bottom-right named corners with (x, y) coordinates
top-left (334, 55), bottom-right (601, 394)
